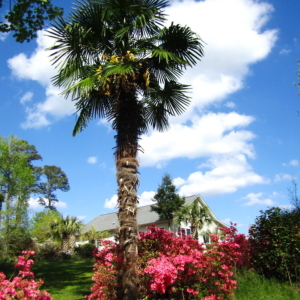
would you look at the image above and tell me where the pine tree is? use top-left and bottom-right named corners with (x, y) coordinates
top-left (151, 173), bottom-right (185, 230)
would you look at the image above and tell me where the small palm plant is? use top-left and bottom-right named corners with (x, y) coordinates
top-left (48, 0), bottom-right (203, 298)
top-left (50, 215), bottom-right (83, 254)
top-left (174, 199), bottom-right (212, 240)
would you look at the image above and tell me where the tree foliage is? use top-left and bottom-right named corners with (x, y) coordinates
top-left (35, 165), bottom-right (70, 210)
top-left (0, 0), bottom-right (63, 42)
top-left (151, 173), bottom-right (185, 228)
top-left (30, 209), bottom-right (61, 243)
top-left (249, 207), bottom-right (300, 282)
top-left (0, 135), bottom-right (42, 257)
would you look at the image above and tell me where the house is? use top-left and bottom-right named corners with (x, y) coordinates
top-left (83, 195), bottom-right (227, 244)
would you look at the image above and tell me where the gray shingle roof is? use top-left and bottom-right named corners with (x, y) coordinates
top-left (83, 194), bottom-right (225, 233)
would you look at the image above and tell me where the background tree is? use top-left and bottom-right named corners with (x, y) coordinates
top-left (0, 0), bottom-right (63, 42)
top-left (151, 173), bottom-right (185, 230)
top-left (30, 209), bottom-right (61, 243)
top-left (50, 215), bottom-right (83, 254)
top-left (174, 198), bottom-right (212, 240)
top-left (0, 135), bottom-right (42, 257)
top-left (48, 0), bottom-right (203, 298)
top-left (249, 207), bottom-right (300, 283)
top-left (35, 165), bottom-right (70, 210)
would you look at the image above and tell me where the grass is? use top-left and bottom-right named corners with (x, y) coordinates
top-left (234, 269), bottom-right (300, 300)
top-left (1, 259), bottom-right (300, 300)
top-left (0, 258), bottom-right (94, 300)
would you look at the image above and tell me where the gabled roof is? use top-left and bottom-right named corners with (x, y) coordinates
top-left (83, 195), bottom-right (226, 233)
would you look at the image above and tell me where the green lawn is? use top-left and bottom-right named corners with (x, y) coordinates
top-left (0, 258), bottom-right (94, 300)
top-left (1, 259), bottom-right (300, 300)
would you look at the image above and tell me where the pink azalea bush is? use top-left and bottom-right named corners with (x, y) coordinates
top-left (0, 251), bottom-right (53, 300)
top-left (87, 224), bottom-right (250, 300)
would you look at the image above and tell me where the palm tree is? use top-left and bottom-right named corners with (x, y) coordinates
top-left (81, 225), bottom-right (110, 246)
top-left (50, 215), bottom-right (83, 254)
top-left (48, 0), bottom-right (203, 298)
top-left (174, 199), bottom-right (212, 240)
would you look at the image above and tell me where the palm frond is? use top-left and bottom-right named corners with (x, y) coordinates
top-left (159, 23), bottom-right (204, 66)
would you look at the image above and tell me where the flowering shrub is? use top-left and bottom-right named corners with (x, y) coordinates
top-left (0, 251), bottom-right (53, 300)
top-left (87, 224), bottom-right (250, 300)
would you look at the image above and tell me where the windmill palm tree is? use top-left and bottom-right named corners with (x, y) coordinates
top-left (50, 215), bottom-right (83, 254)
top-left (174, 199), bottom-right (212, 240)
top-left (48, 0), bottom-right (203, 298)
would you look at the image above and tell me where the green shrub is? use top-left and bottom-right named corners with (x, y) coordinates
top-left (74, 243), bottom-right (95, 259)
top-left (249, 207), bottom-right (300, 282)
top-left (35, 241), bottom-right (61, 261)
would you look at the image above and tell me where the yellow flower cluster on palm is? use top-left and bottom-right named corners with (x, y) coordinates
top-left (97, 51), bottom-right (150, 95)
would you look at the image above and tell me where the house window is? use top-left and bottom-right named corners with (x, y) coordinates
top-left (203, 235), bottom-right (210, 243)
top-left (186, 228), bottom-right (191, 236)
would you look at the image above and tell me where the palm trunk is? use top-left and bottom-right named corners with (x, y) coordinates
top-left (115, 88), bottom-right (141, 300)
top-left (69, 234), bottom-right (76, 254)
top-left (61, 234), bottom-right (69, 253)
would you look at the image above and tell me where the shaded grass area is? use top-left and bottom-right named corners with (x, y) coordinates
top-left (235, 269), bottom-right (300, 300)
top-left (0, 258), bottom-right (94, 300)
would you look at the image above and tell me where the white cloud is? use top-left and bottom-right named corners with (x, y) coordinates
top-left (28, 197), bottom-right (67, 211)
top-left (164, 0), bottom-right (277, 121)
top-left (87, 156), bottom-right (98, 164)
top-left (173, 177), bottom-right (185, 187)
top-left (274, 173), bottom-right (293, 182)
top-left (279, 48), bottom-right (291, 55)
top-left (8, 30), bottom-right (75, 129)
top-left (104, 191), bottom-right (155, 210)
top-left (139, 191), bottom-right (156, 206)
top-left (77, 215), bottom-right (87, 221)
top-left (104, 195), bottom-right (118, 209)
top-left (0, 32), bottom-right (9, 41)
top-left (225, 102), bottom-right (236, 108)
top-left (243, 192), bottom-right (275, 206)
top-left (140, 112), bottom-right (255, 167)
top-left (55, 201), bottom-right (67, 209)
top-left (282, 159), bottom-right (299, 167)
top-left (28, 198), bottom-right (42, 210)
top-left (20, 92), bottom-right (33, 104)
top-left (178, 154), bottom-right (269, 197)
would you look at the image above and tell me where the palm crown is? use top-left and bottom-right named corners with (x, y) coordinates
top-left (48, 0), bottom-right (203, 144)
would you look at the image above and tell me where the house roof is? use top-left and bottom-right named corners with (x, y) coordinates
top-left (83, 195), bottom-right (226, 233)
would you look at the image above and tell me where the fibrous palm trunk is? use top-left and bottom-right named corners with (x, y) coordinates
top-left (61, 234), bottom-right (69, 253)
top-left (69, 234), bottom-right (76, 254)
top-left (115, 88), bottom-right (142, 300)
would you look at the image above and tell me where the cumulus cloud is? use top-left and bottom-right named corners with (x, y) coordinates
top-left (164, 0), bottom-right (277, 121)
top-left (28, 197), bottom-right (67, 211)
top-left (87, 156), bottom-right (98, 164)
top-left (177, 154), bottom-right (269, 197)
top-left (243, 192), bottom-right (275, 206)
top-left (77, 215), bottom-right (87, 221)
top-left (140, 112), bottom-right (256, 167)
top-left (104, 195), bottom-right (118, 209)
top-left (139, 191), bottom-right (156, 206)
top-left (8, 30), bottom-right (75, 128)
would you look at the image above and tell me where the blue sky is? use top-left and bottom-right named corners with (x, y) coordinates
top-left (1, 0), bottom-right (300, 234)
